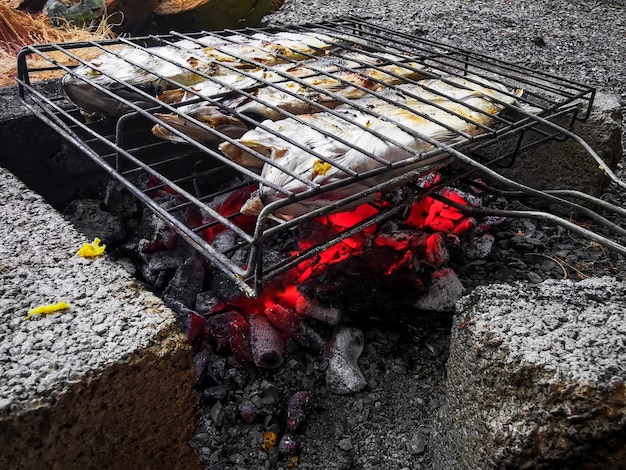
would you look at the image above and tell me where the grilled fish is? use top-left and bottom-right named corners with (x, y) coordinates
top-left (235, 61), bottom-right (425, 120)
top-left (151, 57), bottom-right (425, 144)
top-left (150, 56), bottom-right (360, 143)
top-left (62, 32), bottom-right (336, 117)
top-left (220, 76), bottom-right (519, 217)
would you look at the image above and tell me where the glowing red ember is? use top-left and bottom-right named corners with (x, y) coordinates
top-left (192, 174), bottom-right (481, 369)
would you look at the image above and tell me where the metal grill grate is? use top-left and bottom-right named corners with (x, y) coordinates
top-left (16, 18), bottom-right (606, 296)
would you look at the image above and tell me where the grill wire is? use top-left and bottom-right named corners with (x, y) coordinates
top-left (15, 17), bottom-right (625, 297)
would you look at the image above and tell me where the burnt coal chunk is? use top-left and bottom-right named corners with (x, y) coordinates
top-left (300, 246), bottom-right (429, 312)
top-left (63, 199), bottom-right (126, 246)
top-left (164, 255), bottom-right (206, 309)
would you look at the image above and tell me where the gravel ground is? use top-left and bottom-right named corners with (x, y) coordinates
top-left (187, 2), bottom-right (626, 470)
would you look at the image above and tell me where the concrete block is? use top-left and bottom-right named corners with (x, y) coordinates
top-left (433, 277), bottom-right (626, 468)
top-left (497, 92), bottom-right (623, 196)
top-left (0, 167), bottom-right (202, 469)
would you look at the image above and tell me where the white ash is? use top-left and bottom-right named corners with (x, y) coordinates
top-left (324, 326), bottom-right (367, 395)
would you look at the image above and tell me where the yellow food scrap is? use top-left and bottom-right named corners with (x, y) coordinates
top-left (287, 456), bottom-right (299, 467)
top-left (76, 238), bottom-right (106, 258)
top-left (262, 431), bottom-right (278, 451)
top-left (27, 301), bottom-right (71, 319)
top-left (312, 159), bottom-right (332, 177)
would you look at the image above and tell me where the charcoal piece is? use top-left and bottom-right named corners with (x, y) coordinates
top-left (249, 314), bottom-right (285, 369)
top-left (463, 233), bottom-right (495, 260)
top-left (278, 433), bottom-right (301, 456)
top-left (201, 384), bottom-right (231, 404)
top-left (203, 311), bottom-right (242, 351)
top-left (139, 249), bottom-right (189, 288)
top-left (325, 326), bottom-right (367, 395)
top-left (196, 291), bottom-right (225, 315)
top-left (425, 232), bottom-right (450, 266)
top-left (293, 319), bottom-right (331, 354)
top-left (194, 345), bottom-right (229, 390)
top-left (296, 299), bottom-right (343, 326)
top-left (103, 179), bottom-right (141, 222)
top-left (264, 304), bottom-right (327, 352)
top-left (209, 271), bottom-right (247, 304)
top-left (414, 268), bottom-right (464, 312)
top-left (299, 246), bottom-right (428, 312)
top-left (138, 262), bottom-right (171, 290)
top-left (134, 202), bottom-right (179, 254)
top-left (238, 399), bottom-right (259, 423)
top-left (227, 314), bottom-right (255, 370)
top-left (63, 199), bottom-right (126, 245)
top-left (262, 248), bottom-right (291, 269)
top-left (163, 298), bottom-right (197, 338)
top-left (212, 229), bottom-right (237, 254)
top-left (164, 255), bottom-right (205, 309)
top-left (193, 349), bottom-right (213, 386)
top-left (286, 391), bottom-right (311, 431)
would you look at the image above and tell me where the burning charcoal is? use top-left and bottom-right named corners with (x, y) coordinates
top-left (296, 298), bottom-right (343, 326)
top-left (227, 314), bottom-right (255, 369)
top-left (163, 255), bottom-right (206, 309)
top-left (425, 232), bottom-right (450, 266)
top-left (249, 313), bottom-right (285, 369)
top-left (376, 228), bottom-right (428, 251)
top-left (63, 199), bottom-right (126, 245)
top-left (325, 326), bottom-right (367, 395)
top-left (286, 391), bottom-right (311, 431)
top-left (264, 303), bottom-right (299, 335)
top-left (204, 311), bottom-right (246, 351)
top-left (414, 268), bottom-right (464, 312)
top-left (264, 304), bottom-right (328, 354)
top-left (203, 310), bottom-right (255, 369)
top-left (278, 433), bottom-right (301, 456)
top-left (196, 291), bottom-right (225, 314)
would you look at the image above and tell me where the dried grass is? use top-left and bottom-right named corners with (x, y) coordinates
top-left (0, 3), bottom-right (113, 87)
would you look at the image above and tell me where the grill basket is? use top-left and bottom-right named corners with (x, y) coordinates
top-left (16, 17), bottom-right (598, 296)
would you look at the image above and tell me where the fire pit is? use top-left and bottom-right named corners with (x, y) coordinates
top-left (5, 8), bottom-right (626, 469)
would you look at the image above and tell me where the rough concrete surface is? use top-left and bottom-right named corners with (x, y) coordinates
top-left (434, 277), bottom-right (626, 469)
top-left (498, 92), bottom-right (624, 196)
top-left (0, 168), bottom-right (201, 468)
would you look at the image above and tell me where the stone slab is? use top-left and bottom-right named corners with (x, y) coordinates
top-left (0, 167), bottom-right (202, 469)
top-left (433, 277), bottom-right (626, 469)
top-left (497, 92), bottom-right (623, 196)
